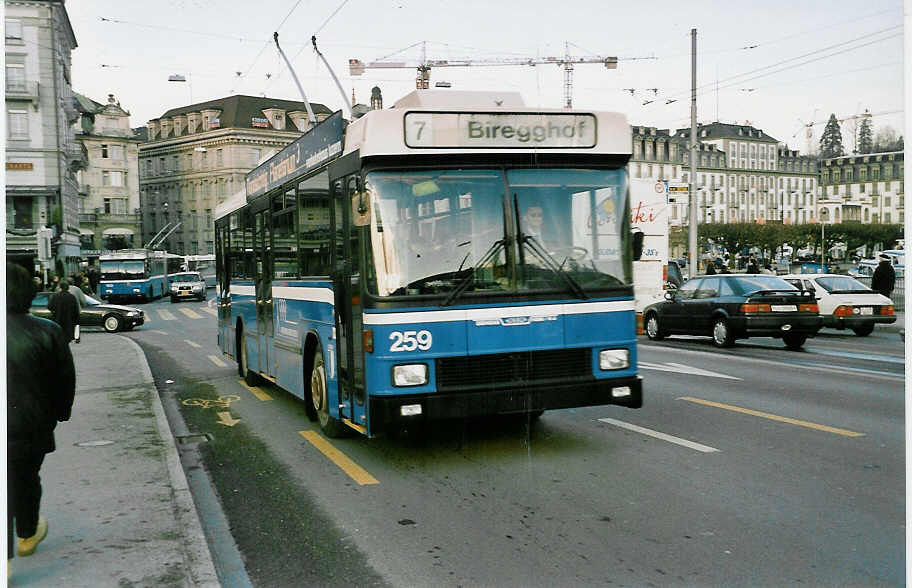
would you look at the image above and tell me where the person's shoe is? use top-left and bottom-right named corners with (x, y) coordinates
top-left (17, 517), bottom-right (48, 556)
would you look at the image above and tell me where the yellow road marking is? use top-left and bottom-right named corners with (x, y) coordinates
top-left (239, 379), bottom-right (272, 401)
top-left (184, 339), bottom-right (201, 348)
top-left (679, 397), bottom-right (865, 437)
top-left (202, 307), bottom-right (218, 316)
top-left (158, 309), bottom-right (177, 321)
top-left (207, 355), bottom-right (227, 367)
top-left (299, 431), bottom-right (379, 485)
top-left (179, 308), bottom-right (202, 319)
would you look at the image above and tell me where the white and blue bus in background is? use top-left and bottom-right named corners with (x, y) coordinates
top-left (215, 91), bottom-right (643, 438)
top-left (99, 249), bottom-right (183, 302)
top-left (183, 254), bottom-right (217, 288)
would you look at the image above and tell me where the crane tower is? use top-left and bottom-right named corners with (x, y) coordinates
top-left (349, 41), bottom-right (618, 108)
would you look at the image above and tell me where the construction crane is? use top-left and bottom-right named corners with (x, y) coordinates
top-left (792, 108), bottom-right (902, 154)
top-left (349, 41), bottom-right (618, 108)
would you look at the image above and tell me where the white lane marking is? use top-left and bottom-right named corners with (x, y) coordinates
top-left (150, 330), bottom-right (168, 335)
top-left (207, 355), bottom-right (227, 367)
top-left (638, 342), bottom-right (905, 383)
top-left (639, 361), bottom-right (741, 380)
top-left (179, 308), bottom-right (202, 319)
top-left (597, 418), bottom-right (720, 453)
top-left (158, 309), bottom-right (177, 321)
top-left (184, 339), bottom-right (201, 348)
top-left (201, 307), bottom-right (217, 316)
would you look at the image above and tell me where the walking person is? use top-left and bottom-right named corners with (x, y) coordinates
top-left (48, 280), bottom-right (80, 344)
top-left (6, 263), bottom-right (76, 576)
top-left (871, 253), bottom-right (896, 299)
top-left (746, 258), bottom-right (760, 274)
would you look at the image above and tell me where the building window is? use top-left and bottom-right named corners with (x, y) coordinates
top-left (5, 64), bottom-right (25, 91)
top-left (145, 160), bottom-right (153, 175)
top-left (7, 109), bottom-right (28, 139)
top-left (101, 144), bottom-right (109, 158)
top-left (216, 148), bottom-right (223, 167)
top-left (159, 157), bottom-right (166, 172)
top-left (102, 171), bottom-right (124, 187)
top-left (5, 20), bottom-right (22, 41)
top-left (845, 169), bottom-right (853, 182)
top-left (12, 196), bottom-right (32, 228)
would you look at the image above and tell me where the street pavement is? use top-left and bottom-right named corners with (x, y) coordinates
top-left (8, 332), bottom-right (218, 587)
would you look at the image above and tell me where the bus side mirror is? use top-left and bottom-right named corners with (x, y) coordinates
top-left (632, 230), bottom-right (644, 261)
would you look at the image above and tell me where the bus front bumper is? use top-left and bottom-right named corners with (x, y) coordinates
top-left (369, 375), bottom-right (642, 430)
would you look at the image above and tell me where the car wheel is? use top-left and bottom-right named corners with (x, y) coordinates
top-left (712, 317), bottom-right (734, 347)
top-left (645, 313), bottom-right (664, 340)
top-left (310, 342), bottom-right (346, 438)
top-left (852, 325), bottom-right (874, 337)
top-left (783, 333), bottom-right (807, 350)
top-left (103, 314), bottom-right (123, 333)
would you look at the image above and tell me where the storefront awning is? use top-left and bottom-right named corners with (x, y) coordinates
top-left (102, 227), bottom-right (135, 236)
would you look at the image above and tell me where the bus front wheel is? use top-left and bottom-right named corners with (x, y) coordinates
top-left (239, 332), bottom-right (260, 385)
top-left (310, 343), bottom-right (345, 438)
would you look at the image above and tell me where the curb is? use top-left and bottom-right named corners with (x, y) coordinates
top-left (119, 335), bottom-right (220, 587)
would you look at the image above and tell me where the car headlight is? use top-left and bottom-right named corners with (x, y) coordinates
top-left (599, 349), bottom-right (629, 370)
top-left (393, 364), bottom-right (428, 387)
top-left (171, 284), bottom-right (178, 291)
top-left (193, 285), bottom-right (202, 291)
top-left (127, 311), bottom-right (139, 316)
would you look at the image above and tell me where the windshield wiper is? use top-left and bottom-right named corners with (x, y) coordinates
top-left (442, 238), bottom-right (507, 306)
top-left (521, 234), bottom-right (588, 300)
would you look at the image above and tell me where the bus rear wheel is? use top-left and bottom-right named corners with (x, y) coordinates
top-left (239, 332), bottom-right (260, 385)
top-left (310, 343), bottom-right (345, 438)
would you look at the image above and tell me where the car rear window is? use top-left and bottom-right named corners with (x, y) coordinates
top-left (729, 275), bottom-right (798, 295)
top-left (815, 276), bottom-right (870, 293)
top-left (31, 293), bottom-right (49, 307)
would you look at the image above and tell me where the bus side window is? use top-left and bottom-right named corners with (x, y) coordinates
top-left (272, 189), bottom-right (299, 280)
top-left (299, 191), bottom-right (332, 276)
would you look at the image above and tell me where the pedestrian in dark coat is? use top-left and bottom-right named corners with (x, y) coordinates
top-left (746, 258), bottom-right (760, 274)
top-left (705, 263), bottom-right (716, 275)
top-left (6, 262), bottom-right (76, 565)
top-left (871, 254), bottom-right (896, 298)
top-left (48, 280), bottom-right (80, 343)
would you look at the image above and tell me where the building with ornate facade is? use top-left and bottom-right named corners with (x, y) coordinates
top-left (817, 151), bottom-right (904, 225)
top-left (139, 95), bottom-right (333, 255)
top-left (73, 92), bottom-right (142, 259)
top-left (630, 122), bottom-right (820, 227)
top-left (5, 0), bottom-right (81, 274)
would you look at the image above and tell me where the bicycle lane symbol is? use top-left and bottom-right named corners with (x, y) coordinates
top-left (182, 395), bottom-right (242, 426)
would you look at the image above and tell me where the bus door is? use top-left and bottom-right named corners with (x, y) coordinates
top-left (254, 209), bottom-right (274, 375)
top-left (331, 175), bottom-right (366, 431)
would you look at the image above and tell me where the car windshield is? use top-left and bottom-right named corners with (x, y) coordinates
top-left (31, 293), bottom-right (50, 307)
top-left (171, 273), bottom-right (201, 283)
top-left (363, 167), bottom-right (630, 301)
top-left (730, 275), bottom-right (798, 295)
top-left (815, 276), bottom-right (871, 293)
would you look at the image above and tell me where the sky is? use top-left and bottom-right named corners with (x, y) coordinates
top-left (65, 0), bottom-right (906, 155)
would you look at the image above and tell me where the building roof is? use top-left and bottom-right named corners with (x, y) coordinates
top-left (676, 121), bottom-right (780, 144)
top-left (154, 95), bottom-right (333, 129)
top-left (72, 92), bottom-right (104, 114)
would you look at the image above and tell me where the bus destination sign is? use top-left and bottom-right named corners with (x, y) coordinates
top-left (404, 112), bottom-right (597, 149)
top-left (246, 110), bottom-right (344, 201)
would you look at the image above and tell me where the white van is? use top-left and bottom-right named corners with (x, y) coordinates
top-left (780, 273), bottom-right (896, 336)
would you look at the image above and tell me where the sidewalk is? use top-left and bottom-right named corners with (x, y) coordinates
top-left (9, 333), bottom-right (218, 586)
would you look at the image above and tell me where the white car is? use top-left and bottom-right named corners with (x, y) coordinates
top-left (780, 273), bottom-right (896, 336)
top-left (169, 271), bottom-right (207, 303)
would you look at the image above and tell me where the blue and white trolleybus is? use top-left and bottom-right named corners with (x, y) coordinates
top-left (215, 91), bottom-right (643, 437)
top-left (99, 248), bottom-right (183, 302)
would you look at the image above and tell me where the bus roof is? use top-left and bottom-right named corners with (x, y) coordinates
top-left (344, 89), bottom-right (631, 159)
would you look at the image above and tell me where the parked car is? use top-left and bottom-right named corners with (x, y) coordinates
top-left (643, 274), bottom-right (822, 349)
top-left (31, 291), bottom-right (145, 333)
top-left (168, 271), bottom-right (207, 303)
top-left (780, 273), bottom-right (895, 336)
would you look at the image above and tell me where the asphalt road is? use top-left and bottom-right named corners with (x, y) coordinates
top-left (124, 292), bottom-right (906, 587)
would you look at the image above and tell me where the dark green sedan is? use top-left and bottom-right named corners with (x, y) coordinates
top-left (31, 291), bottom-right (145, 333)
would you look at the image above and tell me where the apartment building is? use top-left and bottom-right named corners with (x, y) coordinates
top-left (629, 122), bottom-right (818, 227)
top-left (140, 95), bottom-right (333, 255)
top-left (73, 92), bottom-right (142, 260)
top-left (5, 0), bottom-right (81, 274)
top-left (817, 151), bottom-right (904, 225)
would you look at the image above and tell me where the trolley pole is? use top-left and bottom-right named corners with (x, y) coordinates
top-left (688, 28), bottom-right (699, 276)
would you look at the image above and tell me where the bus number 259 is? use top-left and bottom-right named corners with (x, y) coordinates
top-left (389, 330), bottom-right (433, 352)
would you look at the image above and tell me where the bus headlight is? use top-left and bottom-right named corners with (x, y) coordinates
top-left (599, 349), bottom-right (629, 370)
top-left (393, 364), bottom-right (428, 387)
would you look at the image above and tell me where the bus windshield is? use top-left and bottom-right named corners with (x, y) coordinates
top-left (364, 168), bottom-right (630, 300)
top-left (100, 259), bottom-right (145, 280)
